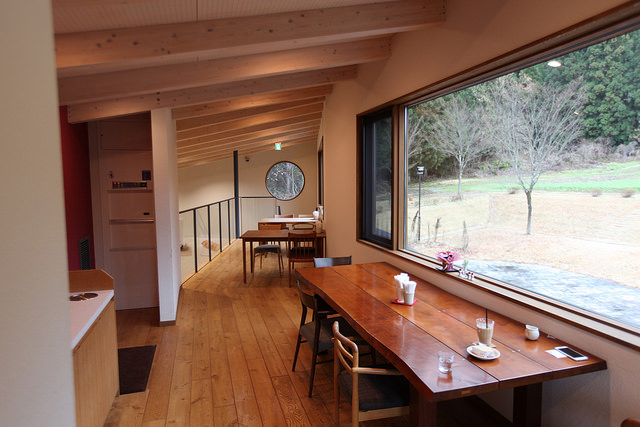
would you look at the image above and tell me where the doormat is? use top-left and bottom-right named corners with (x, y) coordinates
top-left (118, 345), bottom-right (156, 395)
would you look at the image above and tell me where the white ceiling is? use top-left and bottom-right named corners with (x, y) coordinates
top-left (52, 0), bottom-right (445, 167)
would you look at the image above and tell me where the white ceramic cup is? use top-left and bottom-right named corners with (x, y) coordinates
top-left (525, 325), bottom-right (540, 340)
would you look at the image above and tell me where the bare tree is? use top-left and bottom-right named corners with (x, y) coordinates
top-left (428, 96), bottom-right (487, 196)
top-left (489, 75), bottom-right (585, 234)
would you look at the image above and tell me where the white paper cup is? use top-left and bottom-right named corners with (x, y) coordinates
top-left (403, 291), bottom-right (415, 305)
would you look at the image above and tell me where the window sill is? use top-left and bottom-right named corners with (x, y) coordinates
top-left (357, 238), bottom-right (640, 352)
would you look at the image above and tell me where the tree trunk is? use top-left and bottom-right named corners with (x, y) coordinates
top-left (525, 189), bottom-right (533, 235)
top-left (457, 168), bottom-right (463, 196)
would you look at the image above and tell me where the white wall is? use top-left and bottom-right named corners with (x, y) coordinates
top-left (152, 109), bottom-right (182, 323)
top-left (322, 0), bottom-right (637, 425)
top-left (0, 1), bottom-right (77, 425)
top-left (178, 141), bottom-right (319, 216)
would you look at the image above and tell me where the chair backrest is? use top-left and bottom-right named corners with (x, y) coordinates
top-left (292, 222), bottom-right (315, 230)
top-left (258, 223), bottom-right (282, 230)
top-left (296, 281), bottom-right (319, 313)
top-left (275, 214), bottom-right (294, 218)
top-left (333, 320), bottom-right (360, 372)
top-left (622, 419), bottom-right (640, 427)
top-left (287, 230), bottom-right (318, 260)
top-left (314, 256), bottom-right (352, 268)
top-left (298, 214), bottom-right (314, 218)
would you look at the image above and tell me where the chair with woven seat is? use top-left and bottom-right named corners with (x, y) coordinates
top-left (332, 321), bottom-right (410, 427)
top-left (287, 230), bottom-right (318, 286)
top-left (253, 223), bottom-right (284, 275)
top-left (292, 281), bottom-right (359, 397)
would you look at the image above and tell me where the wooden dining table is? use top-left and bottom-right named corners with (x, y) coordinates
top-left (295, 262), bottom-right (607, 427)
top-left (257, 217), bottom-right (318, 227)
top-left (240, 229), bottom-right (326, 283)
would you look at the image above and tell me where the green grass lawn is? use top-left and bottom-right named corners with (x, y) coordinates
top-left (412, 160), bottom-right (640, 194)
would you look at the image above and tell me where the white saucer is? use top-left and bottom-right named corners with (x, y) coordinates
top-left (467, 345), bottom-right (501, 360)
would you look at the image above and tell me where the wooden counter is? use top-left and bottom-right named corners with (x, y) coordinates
top-left (69, 270), bottom-right (119, 427)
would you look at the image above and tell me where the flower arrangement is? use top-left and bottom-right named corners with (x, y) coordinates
top-left (437, 250), bottom-right (459, 272)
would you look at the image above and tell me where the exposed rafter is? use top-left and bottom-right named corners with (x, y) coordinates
top-left (53, 0), bottom-right (446, 165)
top-left (59, 38), bottom-right (390, 104)
top-left (66, 67), bottom-right (355, 123)
top-left (55, 0), bottom-right (445, 76)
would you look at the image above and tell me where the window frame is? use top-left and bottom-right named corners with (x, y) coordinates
top-left (358, 4), bottom-right (640, 350)
top-left (358, 107), bottom-right (395, 249)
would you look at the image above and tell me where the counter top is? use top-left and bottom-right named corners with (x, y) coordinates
top-left (69, 290), bottom-right (114, 349)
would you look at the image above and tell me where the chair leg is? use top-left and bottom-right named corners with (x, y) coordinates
top-left (292, 305), bottom-right (307, 372)
top-left (334, 352), bottom-right (340, 427)
top-left (289, 261), bottom-right (293, 287)
top-left (292, 332), bottom-right (302, 372)
top-left (308, 317), bottom-right (322, 397)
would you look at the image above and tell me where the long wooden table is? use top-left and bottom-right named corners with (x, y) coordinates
top-left (257, 217), bottom-right (318, 227)
top-left (296, 262), bottom-right (607, 426)
top-left (240, 229), bottom-right (325, 283)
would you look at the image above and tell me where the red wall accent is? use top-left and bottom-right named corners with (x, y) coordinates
top-left (59, 106), bottom-right (94, 270)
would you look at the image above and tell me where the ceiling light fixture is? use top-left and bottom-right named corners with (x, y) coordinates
top-left (547, 60), bottom-right (562, 68)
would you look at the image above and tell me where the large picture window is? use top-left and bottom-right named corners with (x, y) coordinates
top-left (361, 109), bottom-right (393, 248)
top-left (404, 27), bottom-right (640, 331)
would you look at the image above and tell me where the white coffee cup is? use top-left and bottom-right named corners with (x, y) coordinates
top-left (525, 325), bottom-right (540, 340)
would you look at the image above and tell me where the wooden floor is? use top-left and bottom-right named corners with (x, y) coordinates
top-left (105, 240), bottom-right (509, 427)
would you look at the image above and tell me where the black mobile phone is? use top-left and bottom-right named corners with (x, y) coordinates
top-left (555, 346), bottom-right (588, 361)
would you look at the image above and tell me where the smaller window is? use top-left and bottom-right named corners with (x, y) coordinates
top-left (360, 108), bottom-right (393, 248)
top-left (265, 161), bottom-right (305, 200)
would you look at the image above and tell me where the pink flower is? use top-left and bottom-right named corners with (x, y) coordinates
top-left (437, 251), bottom-right (459, 262)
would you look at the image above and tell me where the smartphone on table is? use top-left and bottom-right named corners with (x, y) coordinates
top-left (555, 346), bottom-right (588, 361)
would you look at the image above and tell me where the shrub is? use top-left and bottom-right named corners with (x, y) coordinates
top-left (508, 187), bottom-right (519, 194)
top-left (591, 188), bottom-right (602, 197)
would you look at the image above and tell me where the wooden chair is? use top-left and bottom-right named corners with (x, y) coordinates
top-left (313, 256), bottom-right (352, 268)
top-left (332, 321), bottom-right (410, 427)
top-left (275, 214), bottom-right (294, 218)
top-left (622, 419), bottom-right (640, 427)
top-left (292, 282), bottom-right (358, 397)
top-left (298, 214), bottom-right (314, 218)
top-left (287, 230), bottom-right (318, 286)
top-left (313, 256), bottom-right (352, 313)
top-left (292, 222), bottom-right (315, 230)
top-left (253, 223), bottom-right (284, 275)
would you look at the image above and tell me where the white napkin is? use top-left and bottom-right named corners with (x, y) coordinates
top-left (394, 274), bottom-right (406, 301)
top-left (404, 280), bottom-right (417, 293)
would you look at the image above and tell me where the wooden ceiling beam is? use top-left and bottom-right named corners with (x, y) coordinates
top-left (178, 135), bottom-right (318, 162)
top-left (177, 112), bottom-right (323, 145)
top-left (177, 121), bottom-right (321, 150)
top-left (178, 138), bottom-right (318, 169)
top-left (172, 85), bottom-right (332, 120)
top-left (55, 0), bottom-right (445, 75)
top-left (176, 102), bottom-right (323, 141)
top-left (177, 129), bottom-right (319, 156)
top-left (176, 97), bottom-right (324, 131)
top-left (66, 66), bottom-right (355, 123)
top-left (59, 38), bottom-right (389, 104)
